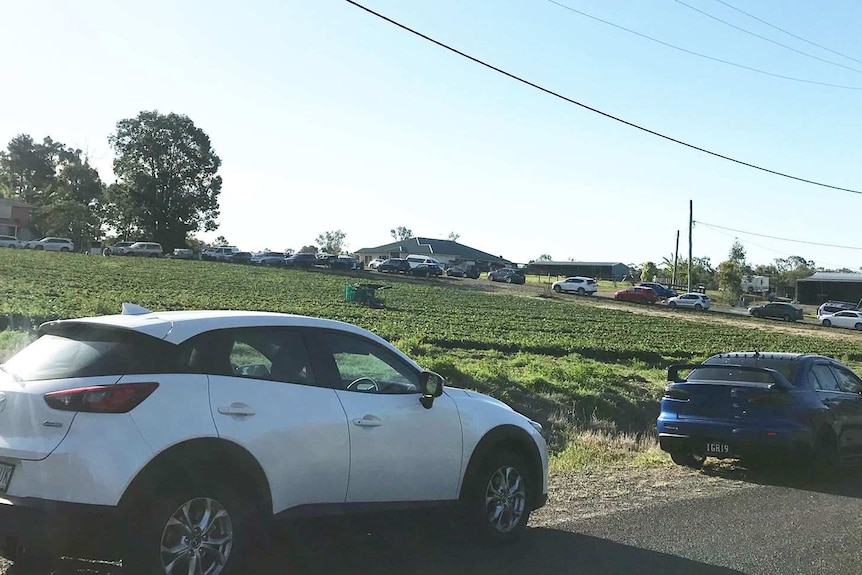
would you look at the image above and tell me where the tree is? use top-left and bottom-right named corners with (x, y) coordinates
top-left (717, 260), bottom-right (744, 300)
top-left (717, 241), bottom-right (749, 300)
top-left (728, 240), bottom-right (747, 266)
top-left (315, 230), bottom-right (346, 254)
top-left (1, 135), bottom-right (59, 205)
top-left (1, 135), bottom-right (105, 247)
top-left (537, 254), bottom-right (553, 261)
top-left (213, 236), bottom-right (229, 247)
top-left (108, 111), bottom-right (222, 251)
top-left (641, 261), bottom-right (659, 283)
top-left (448, 231), bottom-right (461, 242)
top-left (298, 245), bottom-right (318, 254)
top-left (391, 226), bottom-right (413, 241)
top-left (661, 256), bottom-right (716, 290)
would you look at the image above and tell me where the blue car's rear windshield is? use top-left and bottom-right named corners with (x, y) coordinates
top-left (689, 357), bottom-right (799, 385)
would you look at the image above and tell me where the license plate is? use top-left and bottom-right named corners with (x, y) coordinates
top-left (705, 442), bottom-right (731, 456)
top-left (0, 462), bottom-right (13, 492)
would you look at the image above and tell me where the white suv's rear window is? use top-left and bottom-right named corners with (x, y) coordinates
top-left (3, 325), bottom-right (176, 381)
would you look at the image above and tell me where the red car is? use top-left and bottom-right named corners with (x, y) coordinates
top-left (614, 286), bottom-right (658, 304)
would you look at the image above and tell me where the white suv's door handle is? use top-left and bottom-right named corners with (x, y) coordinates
top-left (218, 403), bottom-right (256, 417)
top-left (353, 415), bottom-right (382, 427)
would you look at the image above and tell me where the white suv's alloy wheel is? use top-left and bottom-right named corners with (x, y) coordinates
top-left (484, 465), bottom-right (526, 533)
top-left (160, 497), bottom-right (234, 575)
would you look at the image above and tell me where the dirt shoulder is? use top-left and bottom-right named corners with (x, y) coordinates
top-left (531, 461), bottom-right (755, 528)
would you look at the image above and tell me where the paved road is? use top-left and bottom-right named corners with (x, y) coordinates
top-left (4, 469), bottom-right (862, 575)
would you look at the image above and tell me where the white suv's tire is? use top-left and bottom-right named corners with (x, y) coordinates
top-left (464, 450), bottom-right (531, 544)
top-left (125, 478), bottom-right (254, 575)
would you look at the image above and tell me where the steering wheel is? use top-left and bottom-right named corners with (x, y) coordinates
top-left (347, 377), bottom-right (380, 392)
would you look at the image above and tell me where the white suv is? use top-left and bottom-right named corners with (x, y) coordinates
top-left (551, 276), bottom-right (598, 295)
top-left (667, 292), bottom-right (711, 311)
top-left (125, 241), bottom-right (163, 258)
top-left (0, 306), bottom-right (548, 573)
top-left (25, 237), bottom-right (74, 252)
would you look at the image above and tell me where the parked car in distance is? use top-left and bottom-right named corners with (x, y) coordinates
top-left (406, 254), bottom-right (442, 270)
top-left (26, 237), bottom-right (75, 252)
top-left (748, 302), bottom-right (803, 322)
top-left (330, 256), bottom-right (363, 270)
top-left (283, 252), bottom-right (318, 268)
top-left (0, 235), bottom-right (21, 248)
top-left (202, 246), bottom-right (239, 261)
top-left (446, 264), bottom-right (480, 279)
top-left (165, 248), bottom-right (194, 260)
top-left (227, 251), bottom-right (252, 264)
top-left (658, 352), bottom-right (862, 471)
top-left (413, 262), bottom-right (443, 276)
top-left (817, 300), bottom-right (858, 320)
top-left (0, 305), bottom-right (548, 569)
top-left (107, 241), bottom-right (136, 255)
top-left (666, 292), bottom-right (711, 311)
top-left (488, 268), bottom-right (526, 284)
top-left (638, 282), bottom-right (678, 299)
top-left (614, 286), bottom-right (658, 304)
top-left (125, 242), bottom-right (163, 258)
top-left (820, 310), bottom-right (862, 330)
top-left (377, 258), bottom-right (412, 274)
top-left (250, 251), bottom-right (285, 266)
top-left (367, 258), bottom-right (385, 270)
top-left (552, 276), bottom-right (597, 295)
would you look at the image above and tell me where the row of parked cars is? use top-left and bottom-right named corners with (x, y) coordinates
top-left (0, 235), bottom-right (76, 251)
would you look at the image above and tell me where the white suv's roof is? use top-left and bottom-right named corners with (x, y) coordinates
top-left (41, 309), bottom-right (393, 347)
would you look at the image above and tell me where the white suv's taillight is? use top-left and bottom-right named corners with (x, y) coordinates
top-left (44, 382), bottom-right (159, 413)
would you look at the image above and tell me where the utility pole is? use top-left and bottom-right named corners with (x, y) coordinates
top-left (688, 200), bottom-right (693, 293)
top-left (672, 230), bottom-right (679, 287)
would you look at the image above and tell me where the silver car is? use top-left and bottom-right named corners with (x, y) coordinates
top-left (667, 292), bottom-right (711, 311)
top-left (0, 235), bottom-right (21, 248)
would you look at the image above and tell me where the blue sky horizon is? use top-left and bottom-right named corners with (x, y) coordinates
top-left (2, 0), bottom-right (860, 269)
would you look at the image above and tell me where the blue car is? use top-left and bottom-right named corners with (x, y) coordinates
top-left (639, 282), bottom-right (677, 299)
top-left (657, 352), bottom-right (862, 471)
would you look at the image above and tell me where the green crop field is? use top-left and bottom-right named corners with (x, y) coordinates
top-left (2, 249), bottom-right (860, 457)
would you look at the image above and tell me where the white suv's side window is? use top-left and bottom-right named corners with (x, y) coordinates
top-left (184, 329), bottom-right (315, 386)
top-left (310, 331), bottom-right (419, 394)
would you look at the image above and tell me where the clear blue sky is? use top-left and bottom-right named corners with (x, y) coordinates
top-left (2, 0), bottom-right (860, 269)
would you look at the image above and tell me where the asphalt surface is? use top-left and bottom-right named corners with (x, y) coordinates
top-left (4, 469), bottom-right (862, 575)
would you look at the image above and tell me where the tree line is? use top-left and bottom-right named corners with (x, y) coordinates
top-left (0, 111), bottom-right (221, 252)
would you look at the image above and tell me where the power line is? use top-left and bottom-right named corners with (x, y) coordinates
top-left (544, 0), bottom-right (862, 91)
top-left (711, 0), bottom-right (862, 66)
top-left (695, 221), bottom-right (862, 250)
top-left (344, 0), bottom-right (862, 195)
top-left (673, 0), bottom-right (862, 75)
top-left (697, 223), bottom-right (846, 268)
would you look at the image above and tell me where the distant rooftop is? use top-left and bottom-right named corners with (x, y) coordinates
top-left (355, 237), bottom-right (510, 263)
top-left (799, 272), bottom-right (862, 283)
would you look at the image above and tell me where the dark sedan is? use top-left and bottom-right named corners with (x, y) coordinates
top-left (748, 302), bottom-right (804, 322)
top-left (658, 352), bottom-right (862, 472)
top-left (283, 253), bottom-right (318, 268)
top-left (447, 264), bottom-right (480, 279)
top-left (639, 282), bottom-right (678, 299)
top-left (377, 258), bottom-right (412, 274)
top-left (488, 268), bottom-right (526, 284)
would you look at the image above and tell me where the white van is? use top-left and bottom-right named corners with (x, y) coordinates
top-left (406, 254), bottom-right (441, 269)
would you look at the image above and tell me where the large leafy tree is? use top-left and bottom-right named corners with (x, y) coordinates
top-left (108, 111), bottom-right (222, 250)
